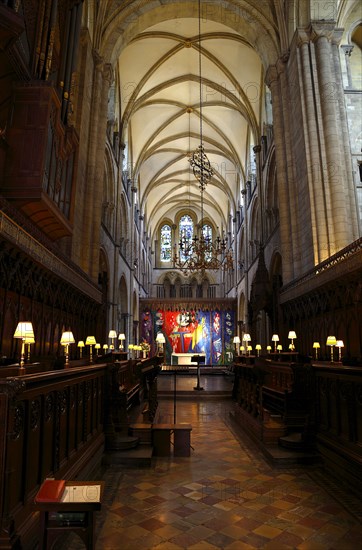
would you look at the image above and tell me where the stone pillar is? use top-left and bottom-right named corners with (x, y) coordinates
top-left (297, 31), bottom-right (329, 264)
top-left (331, 41), bottom-right (360, 237)
top-left (265, 61), bottom-right (297, 283)
top-left (80, 52), bottom-right (113, 280)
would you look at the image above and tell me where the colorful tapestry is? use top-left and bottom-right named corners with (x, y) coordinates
top-left (140, 306), bottom-right (235, 365)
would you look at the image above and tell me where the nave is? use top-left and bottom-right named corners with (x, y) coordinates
top-left (60, 375), bottom-right (362, 550)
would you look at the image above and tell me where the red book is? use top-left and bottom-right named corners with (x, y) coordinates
top-left (35, 479), bottom-right (66, 503)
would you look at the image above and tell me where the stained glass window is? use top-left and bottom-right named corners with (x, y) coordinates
top-left (160, 224), bottom-right (172, 262)
top-left (179, 215), bottom-right (193, 261)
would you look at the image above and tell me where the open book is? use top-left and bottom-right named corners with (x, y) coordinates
top-left (60, 484), bottom-right (101, 503)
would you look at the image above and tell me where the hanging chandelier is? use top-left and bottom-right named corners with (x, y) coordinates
top-left (173, 0), bottom-right (234, 276)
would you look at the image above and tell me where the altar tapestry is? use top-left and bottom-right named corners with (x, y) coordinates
top-left (140, 306), bottom-right (235, 366)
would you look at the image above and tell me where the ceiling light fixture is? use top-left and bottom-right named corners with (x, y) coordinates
top-left (173, 0), bottom-right (233, 276)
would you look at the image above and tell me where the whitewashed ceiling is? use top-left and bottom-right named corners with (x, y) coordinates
top-left (116, 8), bottom-right (265, 241)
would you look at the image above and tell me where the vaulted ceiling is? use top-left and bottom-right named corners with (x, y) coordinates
top-left (114, 3), bottom-right (269, 242)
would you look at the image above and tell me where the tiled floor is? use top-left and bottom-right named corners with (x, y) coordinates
top-left (61, 374), bottom-right (362, 549)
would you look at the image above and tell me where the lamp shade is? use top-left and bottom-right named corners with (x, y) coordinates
top-left (86, 336), bottom-right (96, 345)
top-left (313, 342), bottom-right (320, 349)
top-left (14, 322), bottom-right (34, 340)
top-left (77, 340), bottom-right (85, 348)
top-left (103, 344), bottom-right (109, 350)
top-left (233, 336), bottom-right (241, 344)
top-left (277, 345), bottom-right (283, 351)
top-left (60, 331), bottom-right (75, 345)
top-left (156, 332), bottom-right (166, 343)
top-left (335, 340), bottom-right (344, 348)
top-left (288, 331), bottom-right (297, 339)
top-left (95, 343), bottom-right (101, 350)
top-left (326, 336), bottom-right (337, 346)
top-left (255, 344), bottom-right (261, 351)
top-left (243, 333), bottom-right (251, 342)
top-left (118, 333), bottom-right (126, 341)
top-left (108, 330), bottom-right (117, 339)
top-left (271, 334), bottom-right (279, 342)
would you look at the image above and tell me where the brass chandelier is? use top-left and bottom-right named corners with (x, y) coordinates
top-left (172, 0), bottom-right (234, 276)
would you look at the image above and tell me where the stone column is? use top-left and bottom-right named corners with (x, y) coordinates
top-left (312, 25), bottom-right (350, 251)
top-left (297, 30), bottom-right (329, 264)
top-left (265, 61), bottom-right (296, 283)
top-left (80, 52), bottom-right (113, 280)
top-left (332, 41), bottom-right (360, 237)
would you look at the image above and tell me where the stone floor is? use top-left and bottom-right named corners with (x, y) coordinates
top-left (58, 373), bottom-right (362, 549)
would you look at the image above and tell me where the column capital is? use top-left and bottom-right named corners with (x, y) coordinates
top-left (103, 63), bottom-right (114, 85)
top-left (341, 44), bottom-right (354, 56)
top-left (295, 23), bottom-right (344, 46)
top-left (265, 64), bottom-right (278, 87)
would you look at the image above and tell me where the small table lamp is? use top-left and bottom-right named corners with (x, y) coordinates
top-left (103, 344), bottom-right (109, 354)
top-left (95, 343), bottom-right (101, 357)
top-left (233, 336), bottom-right (240, 355)
top-left (326, 336), bottom-right (337, 362)
top-left (60, 331), bottom-right (75, 367)
top-left (108, 330), bottom-right (117, 349)
top-left (155, 332), bottom-right (166, 356)
top-left (271, 334), bottom-right (279, 353)
top-left (335, 340), bottom-right (344, 362)
top-left (255, 344), bottom-right (261, 357)
top-left (277, 344), bottom-right (283, 353)
top-left (118, 333), bottom-right (126, 350)
top-left (243, 333), bottom-right (251, 355)
top-left (313, 342), bottom-right (320, 360)
top-left (86, 336), bottom-right (97, 363)
top-left (77, 340), bottom-right (85, 358)
top-left (288, 330), bottom-right (297, 351)
top-left (14, 322), bottom-right (35, 375)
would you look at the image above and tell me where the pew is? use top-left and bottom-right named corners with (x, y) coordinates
top-left (232, 357), bottom-right (315, 447)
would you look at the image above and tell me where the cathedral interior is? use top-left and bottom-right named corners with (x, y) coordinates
top-left (0, 1), bottom-right (361, 549)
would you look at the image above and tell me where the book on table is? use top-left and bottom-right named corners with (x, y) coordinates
top-left (35, 479), bottom-right (66, 503)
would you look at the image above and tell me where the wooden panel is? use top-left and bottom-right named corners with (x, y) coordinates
top-left (0, 366), bottom-right (106, 548)
top-left (41, 393), bottom-right (56, 478)
top-left (24, 397), bottom-right (42, 499)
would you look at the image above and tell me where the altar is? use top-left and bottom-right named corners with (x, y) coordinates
top-left (171, 353), bottom-right (206, 366)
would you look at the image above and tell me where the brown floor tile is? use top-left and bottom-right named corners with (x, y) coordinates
top-left (57, 379), bottom-right (362, 550)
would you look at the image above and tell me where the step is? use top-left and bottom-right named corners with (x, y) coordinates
top-left (103, 444), bottom-right (154, 467)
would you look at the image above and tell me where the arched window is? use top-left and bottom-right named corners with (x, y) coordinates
top-left (179, 215), bottom-right (193, 261)
top-left (160, 224), bottom-right (172, 262)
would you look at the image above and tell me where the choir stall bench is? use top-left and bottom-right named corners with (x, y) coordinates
top-left (34, 480), bottom-right (104, 550)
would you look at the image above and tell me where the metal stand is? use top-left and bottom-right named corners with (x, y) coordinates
top-left (194, 365), bottom-right (204, 391)
top-left (192, 355), bottom-right (204, 391)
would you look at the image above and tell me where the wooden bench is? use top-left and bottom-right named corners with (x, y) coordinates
top-left (152, 423), bottom-right (192, 457)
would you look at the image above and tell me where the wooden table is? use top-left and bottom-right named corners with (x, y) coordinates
top-left (34, 480), bottom-right (104, 550)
